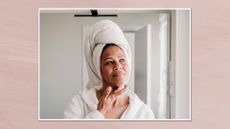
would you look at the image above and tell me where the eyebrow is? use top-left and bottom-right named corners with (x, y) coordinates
top-left (118, 55), bottom-right (125, 58)
top-left (103, 57), bottom-right (113, 61)
top-left (103, 55), bottom-right (125, 61)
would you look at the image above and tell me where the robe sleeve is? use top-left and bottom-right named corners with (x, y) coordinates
top-left (64, 95), bottom-right (104, 119)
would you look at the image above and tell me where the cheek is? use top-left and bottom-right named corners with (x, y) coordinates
top-left (101, 67), bottom-right (113, 79)
top-left (123, 64), bottom-right (129, 71)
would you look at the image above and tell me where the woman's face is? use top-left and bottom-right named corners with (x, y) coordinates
top-left (100, 45), bottom-right (129, 89)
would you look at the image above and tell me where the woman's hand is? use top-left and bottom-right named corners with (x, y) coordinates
top-left (97, 86), bottom-right (127, 115)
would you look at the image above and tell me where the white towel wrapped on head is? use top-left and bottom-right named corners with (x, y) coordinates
top-left (84, 19), bottom-right (132, 90)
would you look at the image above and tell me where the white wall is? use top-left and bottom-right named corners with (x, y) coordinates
top-left (40, 12), bottom-right (162, 119)
top-left (40, 13), bottom-right (83, 119)
top-left (171, 10), bottom-right (191, 119)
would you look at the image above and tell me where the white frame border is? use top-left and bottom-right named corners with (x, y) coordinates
top-left (38, 8), bottom-right (192, 121)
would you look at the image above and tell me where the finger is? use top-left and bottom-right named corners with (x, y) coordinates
top-left (98, 97), bottom-right (104, 109)
top-left (103, 86), bottom-right (112, 99)
top-left (98, 87), bottom-right (112, 107)
top-left (110, 94), bottom-right (117, 102)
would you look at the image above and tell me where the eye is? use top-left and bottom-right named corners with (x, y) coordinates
top-left (105, 60), bottom-right (114, 65)
top-left (120, 58), bottom-right (125, 63)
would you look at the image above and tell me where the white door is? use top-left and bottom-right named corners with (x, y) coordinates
top-left (134, 25), bottom-right (152, 106)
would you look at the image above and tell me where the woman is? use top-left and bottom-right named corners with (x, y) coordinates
top-left (64, 19), bottom-right (155, 119)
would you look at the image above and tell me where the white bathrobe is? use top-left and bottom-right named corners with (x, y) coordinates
top-left (64, 19), bottom-right (155, 119)
top-left (64, 87), bottom-right (155, 119)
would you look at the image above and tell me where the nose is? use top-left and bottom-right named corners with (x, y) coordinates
top-left (114, 62), bottom-right (122, 71)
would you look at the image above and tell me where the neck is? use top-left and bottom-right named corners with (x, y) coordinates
top-left (112, 93), bottom-right (128, 107)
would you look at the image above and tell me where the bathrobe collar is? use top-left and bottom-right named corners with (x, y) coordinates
top-left (81, 87), bottom-right (145, 119)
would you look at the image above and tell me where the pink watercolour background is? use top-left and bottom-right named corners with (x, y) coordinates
top-left (0, 0), bottom-right (230, 129)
